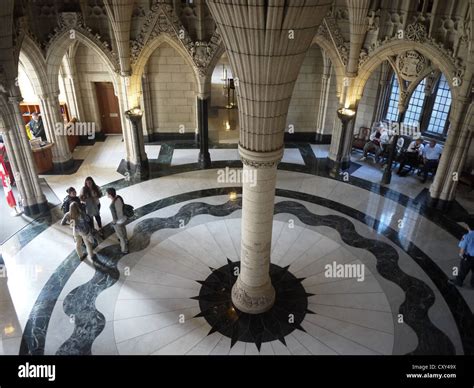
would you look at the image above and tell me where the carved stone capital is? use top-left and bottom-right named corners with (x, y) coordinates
top-left (238, 146), bottom-right (284, 169)
top-left (231, 277), bottom-right (275, 314)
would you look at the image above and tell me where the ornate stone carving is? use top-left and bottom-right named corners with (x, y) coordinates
top-left (132, 5), bottom-right (146, 18)
top-left (240, 158), bottom-right (280, 169)
top-left (59, 12), bottom-right (81, 28)
top-left (399, 90), bottom-right (408, 107)
top-left (323, 15), bottom-right (349, 66)
top-left (396, 50), bottom-right (427, 82)
top-left (231, 279), bottom-right (274, 314)
top-left (86, 4), bottom-right (108, 18)
top-left (405, 22), bottom-right (427, 42)
top-left (15, 16), bottom-right (44, 51)
top-left (424, 71), bottom-right (440, 95)
top-left (365, 31), bottom-right (466, 87)
top-left (358, 48), bottom-right (368, 68)
top-left (45, 12), bottom-right (119, 70)
top-left (367, 9), bottom-right (380, 32)
top-left (316, 22), bottom-right (330, 41)
top-left (334, 7), bottom-right (350, 21)
top-left (130, 1), bottom-right (222, 76)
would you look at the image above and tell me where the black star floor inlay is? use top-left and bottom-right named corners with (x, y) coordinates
top-left (193, 259), bottom-right (314, 351)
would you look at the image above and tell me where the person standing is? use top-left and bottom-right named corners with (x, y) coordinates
top-left (61, 202), bottom-right (95, 261)
top-left (420, 139), bottom-right (443, 183)
top-left (80, 177), bottom-right (103, 234)
top-left (29, 112), bottom-right (47, 142)
top-left (106, 187), bottom-right (129, 254)
top-left (449, 220), bottom-right (474, 288)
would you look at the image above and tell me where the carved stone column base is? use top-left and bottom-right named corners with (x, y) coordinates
top-left (231, 277), bottom-right (275, 314)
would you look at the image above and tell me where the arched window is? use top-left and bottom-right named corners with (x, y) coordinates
top-left (404, 79), bottom-right (426, 126)
top-left (384, 73), bottom-right (452, 138)
top-left (427, 74), bottom-right (451, 135)
top-left (385, 74), bottom-right (399, 122)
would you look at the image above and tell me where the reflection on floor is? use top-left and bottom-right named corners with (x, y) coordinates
top-left (208, 107), bottom-right (239, 144)
top-left (0, 137), bottom-right (472, 355)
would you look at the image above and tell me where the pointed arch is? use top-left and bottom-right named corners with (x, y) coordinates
top-left (312, 35), bottom-right (345, 97)
top-left (352, 40), bottom-right (463, 107)
top-left (45, 29), bottom-right (119, 95)
top-left (19, 35), bottom-right (48, 97)
top-left (202, 42), bottom-right (227, 93)
top-left (129, 33), bottom-right (200, 108)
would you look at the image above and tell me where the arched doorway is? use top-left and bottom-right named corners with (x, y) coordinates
top-left (208, 52), bottom-right (239, 144)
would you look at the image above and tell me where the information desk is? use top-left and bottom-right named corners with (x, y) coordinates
top-left (31, 142), bottom-right (54, 174)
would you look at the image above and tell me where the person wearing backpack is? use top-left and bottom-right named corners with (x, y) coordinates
top-left (61, 187), bottom-right (81, 214)
top-left (61, 202), bottom-right (95, 261)
top-left (106, 187), bottom-right (130, 254)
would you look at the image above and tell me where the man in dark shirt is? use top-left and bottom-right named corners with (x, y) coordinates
top-left (29, 112), bottom-right (47, 141)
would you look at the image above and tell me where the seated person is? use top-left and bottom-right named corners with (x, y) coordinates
top-left (421, 139), bottom-right (443, 183)
top-left (397, 137), bottom-right (424, 176)
top-left (360, 122), bottom-right (389, 163)
top-left (28, 112), bottom-right (47, 142)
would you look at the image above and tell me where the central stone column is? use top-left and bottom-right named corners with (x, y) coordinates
top-left (232, 146), bottom-right (283, 313)
top-left (207, 0), bottom-right (332, 314)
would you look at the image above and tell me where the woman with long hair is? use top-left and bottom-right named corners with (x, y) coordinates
top-left (80, 176), bottom-right (103, 235)
top-left (61, 202), bottom-right (95, 260)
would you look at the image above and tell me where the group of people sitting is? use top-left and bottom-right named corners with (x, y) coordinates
top-left (396, 136), bottom-right (443, 183)
top-left (358, 122), bottom-right (443, 184)
top-left (61, 177), bottom-right (131, 261)
top-left (359, 123), bottom-right (390, 164)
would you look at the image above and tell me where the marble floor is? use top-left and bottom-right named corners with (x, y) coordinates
top-left (0, 137), bottom-right (472, 355)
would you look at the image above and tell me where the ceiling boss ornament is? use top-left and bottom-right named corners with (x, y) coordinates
top-left (396, 50), bottom-right (427, 82)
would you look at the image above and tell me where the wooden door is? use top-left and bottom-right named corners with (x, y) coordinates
top-left (95, 82), bottom-right (122, 134)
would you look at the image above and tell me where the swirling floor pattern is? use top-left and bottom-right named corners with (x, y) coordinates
top-left (112, 217), bottom-right (395, 355)
top-left (42, 193), bottom-right (462, 356)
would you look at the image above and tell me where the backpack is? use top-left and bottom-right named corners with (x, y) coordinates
top-left (123, 204), bottom-right (135, 218)
top-left (61, 196), bottom-right (70, 214)
top-left (116, 195), bottom-right (134, 218)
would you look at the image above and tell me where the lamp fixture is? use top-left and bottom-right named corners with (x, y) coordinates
top-left (125, 108), bottom-right (143, 118)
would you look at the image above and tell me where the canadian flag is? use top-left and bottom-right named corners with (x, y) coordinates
top-left (0, 162), bottom-right (16, 208)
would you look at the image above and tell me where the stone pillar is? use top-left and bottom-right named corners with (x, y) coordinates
top-left (116, 74), bottom-right (149, 179)
top-left (38, 92), bottom-right (74, 171)
top-left (429, 98), bottom-right (473, 208)
top-left (329, 108), bottom-right (357, 177)
top-left (315, 52), bottom-right (332, 143)
top-left (123, 108), bottom-right (149, 180)
top-left (197, 93), bottom-right (211, 168)
top-left (141, 64), bottom-right (154, 142)
top-left (346, 0), bottom-right (370, 77)
top-left (381, 108), bottom-right (406, 185)
top-left (207, 0), bottom-right (332, 314)
top-left (372, 61), bottom-right (392, 123)
top-left (328, 109), bottom-right (357, 171)
top-left (232, 147), bottom-right (283, 313)
top-left (4, 97), bottom-right (47, 215)
top-left (59, 63), bottom-right (84, 121)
